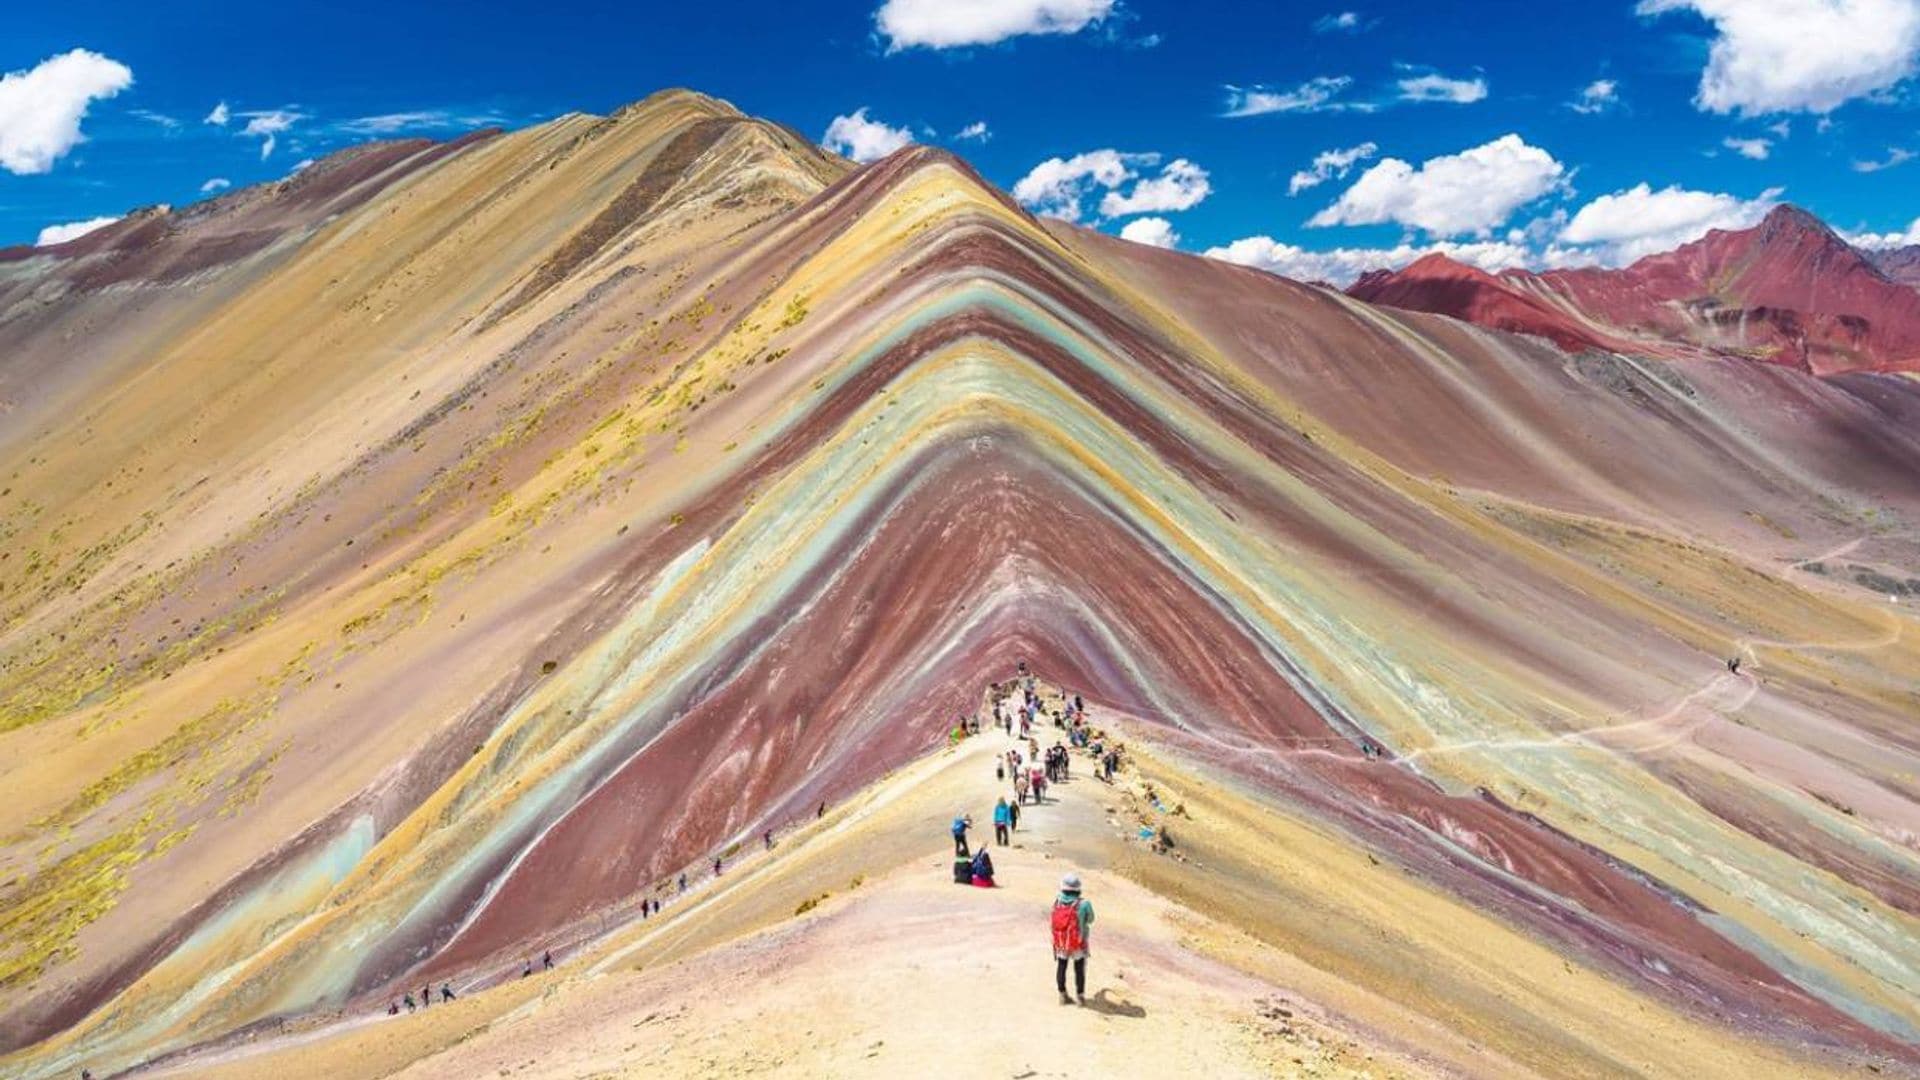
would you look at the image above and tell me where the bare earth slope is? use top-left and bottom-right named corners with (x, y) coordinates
top-left (1, 89), bottom-right (1918, 1078)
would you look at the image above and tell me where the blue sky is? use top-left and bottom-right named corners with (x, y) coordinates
top-left (5, 0), bottom-right (1919, 279)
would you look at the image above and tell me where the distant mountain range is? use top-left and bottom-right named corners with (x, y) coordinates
top-left (1348, 204), bottom-right (1920, 374)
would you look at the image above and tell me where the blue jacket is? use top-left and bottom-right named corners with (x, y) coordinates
top-left (993, 803), bottom-right (1011, 825)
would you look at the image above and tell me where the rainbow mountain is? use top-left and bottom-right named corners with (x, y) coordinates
top-left (3, 89), bottom-right (1920, 1078)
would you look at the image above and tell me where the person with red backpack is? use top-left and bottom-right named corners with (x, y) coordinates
top-left (1051, 873), bottom-right (1095, 1004)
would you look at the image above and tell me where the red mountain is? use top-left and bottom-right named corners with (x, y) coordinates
top-left (1348, 205), bottom-right (1920, 374)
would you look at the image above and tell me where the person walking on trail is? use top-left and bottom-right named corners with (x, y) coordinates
top-left (543, 949), bottom-right (554, 971)
top-left (1052, 873), bottom-right (1095, 1005)
top-left (1014, 770), bottom-right (1030, 805)
top-left (1007, 794), bottom-right (1021, 831)
top-left (993, 797), bottom-right (1012, 845)
top-left (952, 812), bottom-right (973, 856)
top-left (1728, 655), bottom-right (1741, 675)
top-left (441, 981), bottom-right (455, 1002)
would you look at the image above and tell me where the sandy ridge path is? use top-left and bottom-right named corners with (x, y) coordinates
top-left (384, 726), bottom-right (1409, 1079)
top-left (155, 717), bottom-right (1413, 1079)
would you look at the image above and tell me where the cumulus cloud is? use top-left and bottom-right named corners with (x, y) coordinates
top-left (955, 120), bottom-right (991, 142)
top-left (1119, 216), bottom-right (1179, 248)
top-left (875, 0), bottom-right (1116, 50)
top-left (200, 176), bottom-right (231, 193)
top-left (1569, 79), bottom-right (1620, 114)
top-left (1012, 151), bottom-right (1211, 221)
top-left (36, 215), bottom-right (120, 246)
top-left (239, 109), bottom-right (301, 159)
top-left (1558, 182), bottom-right (1781, 264)
top-left (1853, 146), bottom-right (1915, 171)
top-left (204, 101), bottom-right (229, 125)
top-left (822, 107), bottom-right (915, 163)
top-left (1308, 134), bottom-right (1565, 236)
top-left (1845, 216), bottom-right (1920, 248)
top-left (1204, 235), bottom-right (1534, 285)
top-left (1637, 0), bottom-right (1920, 115)
top-left (1011, 149), bottom-right (1153, 220)
top-left (1289, 141), bottom-right (1377, 195)
top-left (0, 49), bottom-right (133, 175)
top-left (1313, 11), bottom-right (1370, 32)
top-left (1723, 135), bottom-right (1772, 159)
top-left (1098, 158), bottom-right (1210, 215)
top-left (1223, 76), bottom-right (1358, 117)
top-left (1395, 72), bottom-right (1488, 104)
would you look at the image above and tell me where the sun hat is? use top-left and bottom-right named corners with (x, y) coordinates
top-left (1061, 873), bottom-right (1082, 891)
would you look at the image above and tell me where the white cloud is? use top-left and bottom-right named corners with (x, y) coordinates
top-left (1203, 235), bottom-right (1534, 285)
top-left (822, 107), bottom-right (914, 163)
top-left (290, 158), bottom-right (315, 175)
top-left (1768, 118), bottom-right (1792, 137)
top-left (1396, 72), bottom-right (1488, 104)
top-left (875, 0), bottom-right (1116, 50)
top-left (955, 121), bottom-right (992, 142)
top-left (129, 108), bottom-right (179, 129)
top-left (1011, 149), bottom-right (1154, 221)
top-left (1845, 216), bottom-right (1920, 248)
top-left (35, 214), bottom-right (120, 246)
top-left (1119, 216), bottom-right (1179, 248)
top-left (1637, 0), bottom-right (1920, 115)
top-left (1223, 76), bottom-right (1359, 117)
top-left (204, 101), bottom-right (230, 126)
top-left (1098, 158), bottom-right (1210, 215)
top-left (1723, 135), bottom-right (1772, 159)
top-left (1012, 151), bottom-right (1211, 221)
top-left (1289, 141), bottom-right (1377, 195)
top-left (1313, 11), bottom-right (1368, 32)
top-left (1309, 134), bottom-right (1565, 236)
top-left (1558, 182), bottom-right (1782, 264)
top-left (1853, 146), bottom-right (1915, 171)
top-left (0, 49), bottom-right (133, 175)
top-left (1569, 79), bottom-right (1620, 114)
top-left (200, 176), bottom-right (231, 193)
top-left (335, 109), bottom-right (506, 137)
top-left (239, 109), bottom-right (301, 159)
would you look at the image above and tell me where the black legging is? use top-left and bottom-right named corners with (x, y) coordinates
top-left (1055, 956), bottom-right (1086, 996)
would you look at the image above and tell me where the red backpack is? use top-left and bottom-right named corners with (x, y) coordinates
top-left (1051, 898), bottom-right (1084, 953)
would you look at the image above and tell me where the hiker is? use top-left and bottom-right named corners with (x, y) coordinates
top-left (994, 797), bottom-right (1012, 845)
top-left (764, 828), bottom-right (774, 851)
top-left (522, 959), bottom-right (533, 979)
top-left (971, 847), bottom-right (997, 887)
top-left (996, 758), bottom-right (1005, 782)
top-left (442, 982), bottom-right (455, 1002)
top-left (1030, 766), bottom-right (1046, 803)
top-left (714, 856), bottom-right (724, 876)
top-left (543, 949), bottom-right (554, 971)
top-left (679, 873), bottom-right (688, 893)
top-left (1051, 873), bottom-right (1095, 1005)
top-left (421, 983), bottom-right (431, 1008)
top-left (1728, 656), bottom-right (1741, 675)
top-left (406, 991), bottom-right (418, 1010)
top-left (952, 812), bottom-right (973, 856)
top-left (388, 1000), bottom-right (399, 1016)
top-left (818, 800), bottom-right (827, 820)
top-left (1007, 795), bottom-right (1021, 831)
top-left (1014, 770), bottom-right (1030, 805)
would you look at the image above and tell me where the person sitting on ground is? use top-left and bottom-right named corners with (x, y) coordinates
top-left (388, 1000), bottom-right (399, 1016)
top-left (971, 847), bottom-right (997, 887)
top-left (1051, 873), bottom-right (1095, 1005)
top-left (993, 797), bottom-right (1012, 845)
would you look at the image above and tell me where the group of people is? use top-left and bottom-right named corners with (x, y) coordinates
top-left (387, 980), bottom-right (456, 1015)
